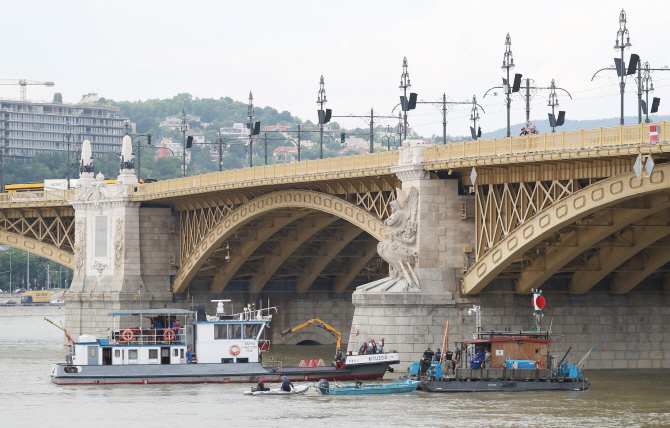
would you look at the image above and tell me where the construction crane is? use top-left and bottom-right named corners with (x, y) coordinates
top-left (281, 318), bottom-right (344, 364)
top-left (0, 79), bottom-right (55, 101)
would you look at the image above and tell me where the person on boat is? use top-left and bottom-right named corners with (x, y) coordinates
top-left (359, 343), bottom-right (367, 355)
top-left (445, 349), bottom-right (454, 374)
top-left (378, 337), bottom-right (385, 353)
top-left (484, 349), bottom-right (492, 368)
top-left (434, 348), bottom-right (442, 362)
top-left (477, 347), bottom-right (485, 361)
top-left (257, 378), bottom-right (270, 392)
top-left (173, 319), bottom-right (181, 339)
top-left (186, 346), bottom-right (193, 364)
top-left (471, 355), bottom-right (484, 370)
top-left (454, 346), bottom-right (462, 370)
top-left (367, 340), bottom-right (375, 354)
top-left (280, 376), bottom-right (294, 392)
top-left (420, 347), bottom-right (434, 375)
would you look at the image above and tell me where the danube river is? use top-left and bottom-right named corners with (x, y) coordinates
top-left (2, 311), bottom-right (670, 428)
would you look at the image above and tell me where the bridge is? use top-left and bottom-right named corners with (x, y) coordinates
top-left (5, 123), bottom-right (670, 369)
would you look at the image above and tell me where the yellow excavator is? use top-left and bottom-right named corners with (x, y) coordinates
top-left (281, 318), bottom-right (345, 365)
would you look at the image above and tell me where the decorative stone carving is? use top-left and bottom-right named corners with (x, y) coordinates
top-left (74, 220), bottom-right (85, 274)
top-left (83, 173), bottom-right (113, 204)
top-left (376, 186), bottom-right (421, 289)
top-left (92, 260), bottom-right (107, 274)
top-left (114, 218), bottom-right (124, 272)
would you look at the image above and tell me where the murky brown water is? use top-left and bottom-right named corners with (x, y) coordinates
top-left (2, 313), bottom-right (670, 427)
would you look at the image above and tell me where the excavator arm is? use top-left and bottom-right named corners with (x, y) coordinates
top-left (281, 318), bottom-right (342, 354)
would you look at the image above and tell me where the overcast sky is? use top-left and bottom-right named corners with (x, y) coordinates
top-left (3, 0), bottom-right (668, 136)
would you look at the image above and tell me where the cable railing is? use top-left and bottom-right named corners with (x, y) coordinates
top-left (424, 122), bottom-right (669, 163)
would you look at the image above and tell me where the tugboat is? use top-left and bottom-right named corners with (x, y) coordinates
top-left (408, 290), bottom-right (593, 392)
top-left (50, 300), bottom-right (399, 385)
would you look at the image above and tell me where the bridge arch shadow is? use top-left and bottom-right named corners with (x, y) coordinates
top-left (281, 329), bottom-right (337, 346)
top-left (173, 190), bottom-right (385, 293)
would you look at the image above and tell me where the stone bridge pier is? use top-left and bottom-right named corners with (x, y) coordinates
top-left (346, 140), bottom-right (475, 367)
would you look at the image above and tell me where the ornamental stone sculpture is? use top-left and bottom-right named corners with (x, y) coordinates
top-left (376, 186), bottom-right (421, 289)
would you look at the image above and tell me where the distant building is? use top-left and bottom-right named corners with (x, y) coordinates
top-left (159, 114), bottom-right (205, 131)
top-left (220, 123), bottom-right (249, 141)
top-left (159, 137), bottom-right (190, 163)
top-left (273, 146), bottom-right (298, 163)
top-left (188, 131), bottom-right (206, 145)
top-left (338, 146), bottom-right (368, 156)
top-left (155, 142), bottom-right (172, 160)
top-left (0, 99), bottom-right (127, 158)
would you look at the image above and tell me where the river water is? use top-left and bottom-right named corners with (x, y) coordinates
top-left (2, 312), bottom-right (670, 428)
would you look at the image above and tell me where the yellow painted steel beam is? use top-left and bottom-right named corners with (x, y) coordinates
top-left (172, 190), bottom-right (385, 294)
top-left (210, 211), bottom-right (310, 293)
top-left (610, 237), bottom-right (670, 294)
top-left (462, 163), bottom-right (670, 295)
top-left (0, 230), bottom-right (73, 268)
top-left (515, 201), bottom-right (670, 293)
top-left (247, 215), bottom-right (338, 294)
top-left (569, 225), bottom-right (670, 294)
top-left (332, 238), bottom-right (379, 293)
top-left (295, 226), bottom-right (363, 293)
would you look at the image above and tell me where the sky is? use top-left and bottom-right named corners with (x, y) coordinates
top-left (3, 0), bottom-right (669, 137)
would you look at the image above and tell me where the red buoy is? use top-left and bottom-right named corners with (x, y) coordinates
top-left (535, 295), bottom-right (546, 309)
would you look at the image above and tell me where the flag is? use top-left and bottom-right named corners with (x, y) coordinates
top-left (650, 125), bottom-right (659, 143)
top-left (355, 329), bottom-right (359, 336)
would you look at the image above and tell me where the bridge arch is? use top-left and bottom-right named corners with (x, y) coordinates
top-left (173, 190), bottom-right (385, 293)
top-left (281, 329), bottom-right (337, 346)
top-left (0, 230), bottom-right (74, 268)
top-left (463, 165), bottom-right (670, 295)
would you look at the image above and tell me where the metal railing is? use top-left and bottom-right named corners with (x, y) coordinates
top-left (109, 328), bottom-right (185, 345)
top-left (130, 151), bottom-right (399, 197)
top-left (0, 189), bottom-right (75, 204)
top-left (424, 122), bottom-right (669, 163)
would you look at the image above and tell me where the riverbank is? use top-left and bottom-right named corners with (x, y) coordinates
top-left (0, 304), bottom-right (65, 317)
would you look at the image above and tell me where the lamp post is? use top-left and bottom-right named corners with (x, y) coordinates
top-left (399, 58), bottom-right (411, 142)
top-left (470, 95), bottom-right (481, 139)
top-left (548, 80), bottom-right (560, 132)
top-left (641, 62), bottom-right (655, 123)
top-left (180, 109), bottom-right (188, 177)
top-left (216, 131), bottom-right (225, 171)
top-left (614, 9), bottom-right (632, 125)
top-left (316, 75), bottom-right (327, 159)
top-left (247, 92), bottom-right (255, 167)
top-left (501, 34), bottom-right (515, 137)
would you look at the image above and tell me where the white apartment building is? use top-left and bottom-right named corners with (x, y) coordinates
top-left (0, 99), bottom-right (127, 158)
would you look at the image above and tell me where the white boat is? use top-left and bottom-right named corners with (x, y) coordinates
top-left (51, 300), bottom-right (400, 385)
top-left (250, 385), bottom-right (310, 396)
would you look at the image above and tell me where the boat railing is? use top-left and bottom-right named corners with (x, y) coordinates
top-left (262, 356), bottom-right (283, 370)
top-left (108, 328), bottom-right (187, 346)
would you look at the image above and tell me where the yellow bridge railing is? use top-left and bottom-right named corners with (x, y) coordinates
top-left (424, 122), bottom-right (669, 163)
top-left (131, 151), bottom-right (399, 196)
top-left (0, 189), bottom-right (75, 204)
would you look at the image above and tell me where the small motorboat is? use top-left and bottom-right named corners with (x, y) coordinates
top-left (244, 385), bottom-right (310, 396)
top-left (314, 379), bottom-right (420, 395)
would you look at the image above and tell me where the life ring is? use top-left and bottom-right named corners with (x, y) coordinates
top-left (164, 329), bottom-right (175, 341)
top-left (230, 344), bottom-right (241, 356)
top-left (122, 329), bottom-right (134, 342)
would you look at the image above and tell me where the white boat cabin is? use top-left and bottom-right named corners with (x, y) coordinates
top-left (70, 302), bottom-right (276, 366)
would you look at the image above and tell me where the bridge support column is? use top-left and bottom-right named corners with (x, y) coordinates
top-left (348, 140), bottom-right (475, 367)
top-left (65, 143), bottom-right (177, 338)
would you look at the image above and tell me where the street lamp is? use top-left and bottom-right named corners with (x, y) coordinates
top-left (470, 95), bottom-right (481, 140)
top-left (614, 9), bottom-right (632, 125)
top-left (316, 75), bottom-right (327, 159)
top-left (180, 109), bottom-right (188, 177)
top-left (399, 57), bottom-right (411, 141)
top-left (501, 34), bottom-right (515, 137)
top-left (641, 62), bottom-right (654, 123)
top-left (247, 92), bottom-right (255, 167)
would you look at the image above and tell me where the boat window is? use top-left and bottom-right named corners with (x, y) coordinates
top-left (229, 324), bottom-right (242, 339)
top-left (180, 349), bottom-right (184, 359)
top-left (114, 349), bottom-right (121, 358)
top-left (148, 349), bottom-right (158, 359)
top-left (173, 349), bottom-right (179, 357)
top-left (89, 348), bottom-right (97, 357)
top-left (214, 324), bottom-right (228, 339)
top-left (244, 324), bottom-right (260, 339)
top-left (221, 358), bottom-right (234, 364)
top-left (236, 358), bottom-right (249, 363)
top-left (162, 348), bottom-right (169, 358)
top-left (128, 349), bottom-right (138, 360)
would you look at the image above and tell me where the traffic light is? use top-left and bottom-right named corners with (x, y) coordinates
top-left (340, 132), bottom-right (345, 144)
